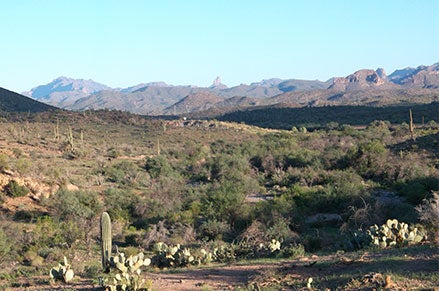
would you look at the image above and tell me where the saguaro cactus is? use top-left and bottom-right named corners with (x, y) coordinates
top-left (100, 211), bottom-right (112, 272)
top-left (409, 109), bottom-right (415, 140)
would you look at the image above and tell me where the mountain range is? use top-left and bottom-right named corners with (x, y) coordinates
top-left (19, 62), bottom-right (439, 116)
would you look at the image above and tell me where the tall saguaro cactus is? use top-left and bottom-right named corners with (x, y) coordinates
top-left (409, 109), bottom-right (415, 140)
top-left (100, 212), bottom-right (112, 272)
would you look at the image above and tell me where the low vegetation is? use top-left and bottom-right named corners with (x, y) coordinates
top-left (0, 108), bottom-right (437, 289)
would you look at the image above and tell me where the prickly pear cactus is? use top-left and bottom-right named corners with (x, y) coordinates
top-left (49, 256), bottom-right (74, 283)
top-left (101, 211), bottom-right (112, 271)
top-left (268, 239), bottom-right (281, 253)
top-left (100, 251), bottom-right (151, 291)
top-left (366, 219), bottom-right (426, 248)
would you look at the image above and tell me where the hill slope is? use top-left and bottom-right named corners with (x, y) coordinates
top-left (0, 87), bottom-right (56, 113)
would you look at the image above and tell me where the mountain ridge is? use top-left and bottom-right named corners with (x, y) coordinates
top-left (22, 62), bottom-right (439, 115)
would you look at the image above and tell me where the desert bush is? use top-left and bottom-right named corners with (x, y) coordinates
top-left (416, 192), bottom-right (439, 241)
top-left (103, 188), bottom-right (139, 221)
top-left (318, 170), bottom-right (367, 212)
top-left (4, 180), bottom-right (29, 197)
top-left (0, 227), bottom-right (13, 264)
top-left (283, 148), bottom-right (319, 169)
top-left (46, 189), bottom-right (102, 221)
top-left (198, 219), bottom-right (230, 241)
top-left (107, 147), bottom-right (121, 158)
top-left (30, 216), bottom-right (84, 249)
top-left (14, 158), bottom-right (31, 174)
top-left (144, 155), bottom-right (172, 179)
top-left (265, 217), bottom-right (297, 242)
top-left (0, 154), bottom-right (10, 171)
top-left (104, 160), bottom-right (141, 186)
top-left (396, 176), bottom-right (439, 204)
top-left (364, 120), bottom-right (392, 141)
top-left (201, 177), bottom-right (257, 230)
top-left (303, 234), bottom-right (322, 252)
top-left (351, 140), bottom-right (388, 179)
top-left (280, 243), bottom-right (306, 258)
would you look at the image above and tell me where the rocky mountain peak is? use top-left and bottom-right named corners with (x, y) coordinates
top-left (328, 69), bottom-right (387, 91)
top-left (210, 76), bottom-right (227, 89)
top-left (213, 76), bottom-right (221, 86)
top-left (388, 63), bottom-right (439, 88)
top-left (376, 68), bottom-right (387, 79)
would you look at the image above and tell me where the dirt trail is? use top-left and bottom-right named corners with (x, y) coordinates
top-left (148, 263), bottom-right (279, 290)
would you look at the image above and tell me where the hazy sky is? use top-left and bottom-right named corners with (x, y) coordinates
top-left (1, 0), bottom-right (438, 92)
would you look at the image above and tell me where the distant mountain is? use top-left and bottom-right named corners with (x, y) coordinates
top-left (66, 89), bottom-right (182, 115)
top-left (277, 79), bottom-right (330, 92)
top-left (163, 92), bottom-right (224, 115)
top-left (24, 62), bottom-right (439, 115)
top-left (328, 69), bottom-right (395, 91)
top-left (209, 76), bottom-right (228, 90)
top-left (27, 76), bottom-right (330, 114)
top-left (0, 87), bottom-right (56, 113)
top-left (216, 96), bottom-right (262, 108)
top-left (388, 63), bottom-right (439, 88)
top-left (388, 66), bottom-right (421, 84)
top-left (268, 88), bottom-right (439, 108)
top-left (23, 77), bottom-right (112, 107)
top-left (121, 82), bottom-right (169, 93)
top-left (210, 78), bottom-right (328, 98)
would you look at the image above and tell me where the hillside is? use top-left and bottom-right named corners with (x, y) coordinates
top-left (268, 87), bottom-right (439, 107)
top-left (217, 102), bottom-right (439, 129)
top-left (162, 92), bottom-right (225, 115)
top-left (66, 87), bottom-right (196, 114)
top-left (0, 87), bottom-right (57, 113)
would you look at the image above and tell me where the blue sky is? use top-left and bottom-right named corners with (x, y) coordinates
top-left (1, 0), bottom-right (438, 92)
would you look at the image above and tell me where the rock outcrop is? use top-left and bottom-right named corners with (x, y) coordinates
top-left (328, 69), bottom-right (388, 91)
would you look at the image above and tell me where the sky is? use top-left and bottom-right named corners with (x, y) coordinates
top-left (1, 0), bottom-right (438, 92)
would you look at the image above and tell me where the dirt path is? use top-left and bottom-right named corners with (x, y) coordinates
top-left (148, 263), bottom-right (281, 290)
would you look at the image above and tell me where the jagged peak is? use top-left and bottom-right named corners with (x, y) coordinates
top-left (210, 76), bottom-right (227, 89)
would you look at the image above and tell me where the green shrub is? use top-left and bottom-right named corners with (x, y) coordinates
top-left (265, 217), bottom-right (295, 242)
top-left (144, 155), bottom-right (172, 179)
top-left (14, 158), bottom-right (31, 174)
top-left (0, 227), bottom-right (13, 264)
top-left (280, 243), bottom-right (305, 258)
top-left (44, 189), bottom-right (102, 223)
top-left (31, 216), bottom-right (84, 249)
top-left (198, 219), bottom-right (230, 241)
top-left (4, 180), bottom-right (29, 197)
top-left (103, 188), bottom-right (139, 221)
top-left (0, 154), bottom-right (9, 171)
top-left (352, 140), bottom-right (388, 179)
top-left (396, 177), bottom-right (439, 204)
top-left (104, 160), bottom-right (140, 185)
top-left (303, 235), bottom-right (322, 252)
top-left (416, 192), bottom-right (439, 241)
